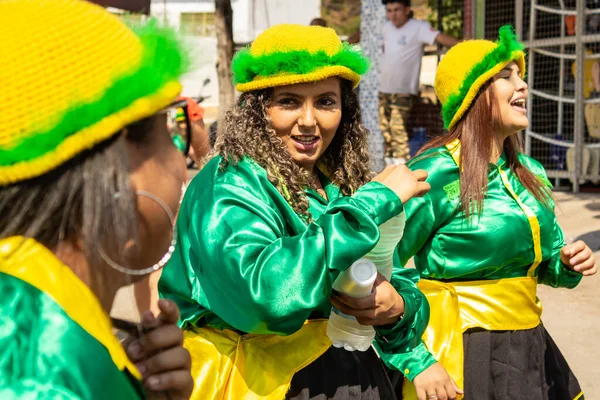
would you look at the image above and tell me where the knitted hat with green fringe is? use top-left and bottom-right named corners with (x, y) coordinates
top-left (434, 25), bottom-right (526, 131)
top-left (0, 0), bottom-right (188, 186)
top-left (232, 24), bottom-right (370, 92)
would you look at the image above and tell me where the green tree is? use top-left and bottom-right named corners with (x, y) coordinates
top-left (321, 0), bottom-right (361, 37)
top-left (426, 0), bottom-right (464, 38)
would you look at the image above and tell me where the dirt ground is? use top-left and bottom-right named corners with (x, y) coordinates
top-left (537, 192), bottom-right (600, 399)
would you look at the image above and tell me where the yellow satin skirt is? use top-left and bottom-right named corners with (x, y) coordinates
top-left (184, 319), bottom-right (331, 400)
top-left (403, 277), bottom-right (543, 400)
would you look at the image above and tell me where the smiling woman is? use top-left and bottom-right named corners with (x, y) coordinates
top-left (394, 25), bottom-right (596, 400)
top-left (159, 23), bottom-right (433, 400)
top-left (269, 77), bottom-right (342, 172)
top-left (269, 78), bottom-right (341, 167)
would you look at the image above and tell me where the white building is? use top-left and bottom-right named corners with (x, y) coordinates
top-left (149, 0), bottom-right (321, 106)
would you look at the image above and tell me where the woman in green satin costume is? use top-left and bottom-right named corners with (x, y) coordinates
top-left (0, 1), bottom-right (193, 398)
top-left (158, 23), bottom-right (432, 400)
top-left (396, 26), bottom-right (597, 400)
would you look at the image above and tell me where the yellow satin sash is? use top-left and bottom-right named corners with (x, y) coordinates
top-left (403, 276), bottom-right (542, 400)
top-left (184, 319), bottom-right (331, 400)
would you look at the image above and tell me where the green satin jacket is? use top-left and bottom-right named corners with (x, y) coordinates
top-left (0, 237), bottom-right (144, 400)
top-left (394, 146), bottom-right (582, 369)
top-left (398, 146), bottom-right (582, 285)
top-left (159, 155), bottom-right (434, 378)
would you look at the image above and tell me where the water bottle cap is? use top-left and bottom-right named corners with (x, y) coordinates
top-left (350, 259), bottom-right (377, 284)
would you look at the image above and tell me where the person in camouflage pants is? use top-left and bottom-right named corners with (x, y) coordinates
top-left (379, 93), bottom-right (416, 163)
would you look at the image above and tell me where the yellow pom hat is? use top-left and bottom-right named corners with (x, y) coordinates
top-left (231, 24), bottom-right (370, 92)
top-left (434, 25), bottom-right (526, 131)
top-left (0, 0), bottom-right (187, 186)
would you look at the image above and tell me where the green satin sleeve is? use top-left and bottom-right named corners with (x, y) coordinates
top-left (538, 219), bottom-right (583, 288)
top-left (519, 155), bottom-right (582, 289)
top-left (374, 255), bottom-right (437, 380)
top-left (159, 157), bottom-right (403, 335)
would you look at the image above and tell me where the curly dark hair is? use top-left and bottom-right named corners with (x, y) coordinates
top-left (215, 79), bottom-right (372, 220)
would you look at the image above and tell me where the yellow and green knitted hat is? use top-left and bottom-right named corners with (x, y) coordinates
top-left (232, 24), bottom-right (370, 92)
top-left (435, 25), bottom-right (526, 131)
top-left (0, 0), bottom-right (188, 186)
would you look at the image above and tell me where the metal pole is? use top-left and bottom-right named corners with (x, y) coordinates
top-left (573, 0), bottom-right (585, 192)
top-left (515, 0), bottom-right (523, 38)
top-left (464, 0), bottom-right (473, 39)
top-left (525, 0), bottom-right (537, 156)
top-left (557, 0), bottom-right (567, 187)
top-left (475, 0), bottom-right (485, 38)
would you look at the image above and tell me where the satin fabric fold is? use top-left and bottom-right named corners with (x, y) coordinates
top-left (185, 320), bottom-right (331, 400)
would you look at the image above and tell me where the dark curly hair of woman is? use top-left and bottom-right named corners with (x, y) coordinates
top-left (215, 79), bottom-right (372, 220)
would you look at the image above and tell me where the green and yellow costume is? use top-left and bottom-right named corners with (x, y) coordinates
top-left (159, 156), bottom-right (433, 399)
top-left (0, 0), bottom-right (187, 398)
top-left (0, 238), bottom-right (144, 399)
top-left (398, 26), bottom-right (584, 400)
top-left (159, 24), bottom-right (431, 400)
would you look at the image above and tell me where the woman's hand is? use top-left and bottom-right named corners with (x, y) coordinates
top-left (560, 240), bottom-right (597, 276)
top-left (125, 299), bottom-right (193, 400)
top-left (413, 362), bottom-right (463, 400)
top-left (371, 164), bottom-right (430, 204)
top-left (329, 273), bottom-right (404, 326)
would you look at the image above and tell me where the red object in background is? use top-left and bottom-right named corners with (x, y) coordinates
top-left (177, 97), bottom-right (205, 122)
top-left (566, 16), bottom-right (576, 35)
top-left (87, 0), bottom-right (150, 14)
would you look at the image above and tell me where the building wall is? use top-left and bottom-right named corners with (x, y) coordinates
top-left (249, 0), bottom-right (321, 40)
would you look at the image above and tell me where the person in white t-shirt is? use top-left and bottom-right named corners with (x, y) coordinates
top-left (379, 0), bottom-right (459, 165)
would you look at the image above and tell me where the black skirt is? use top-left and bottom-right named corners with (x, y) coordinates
top-left (384, 324), bottom-right (583, 400)
top-left (462, 324), bottom-right (583, 400)
top-left (286, 346), bottom-right (399, 400)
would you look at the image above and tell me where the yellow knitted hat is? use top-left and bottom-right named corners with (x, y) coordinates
top-left (0, 0), bottom-right (188, 186)
top-left (434, 25), bottom-right (526, 131)
top-left (232, 24), bottom-right (370, 92)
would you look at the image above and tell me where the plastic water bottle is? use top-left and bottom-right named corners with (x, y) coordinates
top-left (365, 211), bottom-right (406, 280)
top-left (327, 211), bottom-right (407, 351)
top-left (327, 259), bottom-right (378, 351)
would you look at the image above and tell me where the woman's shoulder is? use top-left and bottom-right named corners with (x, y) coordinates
top-left (190, 155), bottom-right (268, 188)
top-left (185, 155), bottom-right (274, 204)
top-left (408, 146), bottom-right (459, 183)
top-left (517, 152), bottom-right (545, 173)
top-left (517, 153), bottom-right (552, 186)
top-left (407, 146), bottom-right (461, 203)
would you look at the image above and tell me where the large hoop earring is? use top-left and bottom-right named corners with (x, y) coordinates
top-left (98, 190), bottom-right (177, 276)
